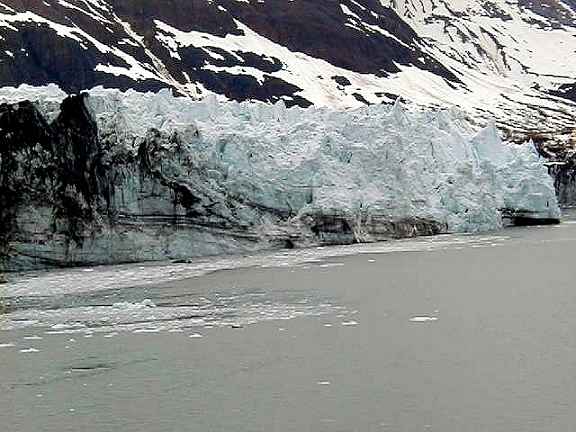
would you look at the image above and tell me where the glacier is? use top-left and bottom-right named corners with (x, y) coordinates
top-left (0, 86), bottom-right (560, 270)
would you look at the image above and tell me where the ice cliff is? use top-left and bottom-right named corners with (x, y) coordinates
top-left (0, 86), bottom-right (560, 270)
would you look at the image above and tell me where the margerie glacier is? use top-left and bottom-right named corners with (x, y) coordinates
top-left (0, 86), bottom-right (559, 270)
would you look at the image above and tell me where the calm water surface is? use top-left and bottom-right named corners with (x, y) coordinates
top-left (2, 218), bottom-right (576, 432)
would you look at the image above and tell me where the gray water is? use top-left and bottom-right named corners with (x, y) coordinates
top-left (2, 219), bottom-right (576, 431)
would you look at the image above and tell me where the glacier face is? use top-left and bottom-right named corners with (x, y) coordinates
top-left (0, 87), bottom-right (560, 270)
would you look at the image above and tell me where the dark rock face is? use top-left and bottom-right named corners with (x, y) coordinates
top-left (527, 135), bottom-right (576, 206)
top-left (0, 95), bottom-right (106, 266)
top-left (550, 83), bottom-right (576, 103)
top-left (549, 160), bottom-right (576, 206)
top-left (0, 100), bottom-right (50, 258)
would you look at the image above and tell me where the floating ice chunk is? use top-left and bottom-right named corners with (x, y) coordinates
top-left (133, 328), bottom-right (161, 333)
top-left (188, 333), bottom-right (203, 338)
top-left (409, 316), bottom-right (438, 322)
top-left (51, 322), bottom-right (86, 330)
top-left (341, 320), bottom-right (358, 326)
top-left (318, 263), bottom-right (345, 268)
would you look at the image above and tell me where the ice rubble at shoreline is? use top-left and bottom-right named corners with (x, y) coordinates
top-left (78, 86), bottom-right (560, 232)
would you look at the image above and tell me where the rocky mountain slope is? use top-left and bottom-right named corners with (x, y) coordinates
top-left (1, 0), bottom-right (576, 134)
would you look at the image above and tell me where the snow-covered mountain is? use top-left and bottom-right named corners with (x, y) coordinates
top-left (1, 0), bottom-right (576, 134)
